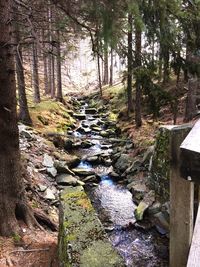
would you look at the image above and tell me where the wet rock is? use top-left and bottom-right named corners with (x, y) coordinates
top-left (54, 161), bottom-right (75, 175)
top-left (131, 184), bottom-right (147, 202)
top-left (47, 166), bottom-right (57, 178)
top-left (153, 211), bottom-right (169, 234)
top-left (72, 168), bottom-right (95, 176)
top-left (43, 154), bottom-right (54, 168)
top-left (56, 174), bottom-right (78, 186)
top-left (81, 141), bottom-right (93, 148)
top-left (148, 202), bottom-right (162, 215)
top-left (82, 175), bottom-right (98, 183)
top-left (109, 171), bottom-right (120, 180)
top-left (64, 139), bottom-right (73, 151)
top-left (100, 130), bottom-right (109, 138)
top-left (104, 158), bottom-right (112, 167)
top-left (77, 127), bottom-right (91, 134)
top-left (72, 142), bottom-right (82, 149)
top-left (44, 188), bottom-right (56, 200)
top-left (101, 144), bottom-right (112, 149)
top-left (85, 108), bottom-right (97, 114)
top-left (52, 152), bottom-right (80, 168)
top-left (86, 156), bottom-right (99, 163)
top-left (114, 154), bottom-right (133, 173)
top-left (73, 113), bottom-right (86, 120)
top-left (91, 125), bottom-right (102, 132)
top-left (134, 190), bottom-right (155, 221)
top-left (82, 121), bottom-right (90, 127)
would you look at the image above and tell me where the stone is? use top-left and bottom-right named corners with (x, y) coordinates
top-left (54, 161), bottom-right (75, 175)
top-left (82, 175), bottom-right (98, 183)
top-left (52, 152), bottom-right (80, 168)
top-left (72, 168), bottom-right (95, 176)
top-left (148, 202), bottom-right (162, 215)
top-left (125, 159), bottom-right (142, 174)
top-left (56, 174), bottom-right (78, 186)
top-left (44, 188), bottom-right (56, 200)
top-left (20, 130), bottom-right (33, 140)
top-left (59, 186), bottom-right (125, 267)
top-left (134, 190), bottom-right (155, 221)
top-left (77, 127), bottom-right (91, 134)
top-left (37, 184), bottom-right (47, 192)
top-left (81, 141), bottom-right (93, 148)
top-left (142, 145), bottom-right (155, 165)
top-left (86, 156), bottom-right (99, 163)
top-left (100, 130), bottom-right (109, 138)
top-left (43, 154), bottom-right (54, 168)
top-left (47, 167), bottom-right (57, 178)
top-left (85, 108), bottom-right (97, 114)
top-left (64, 139), bottom-right (73, 151)
top-left (73, 113), bottom-right (86, 120)
top-left (153, 211), bottom-right (169, 234)
top-left (91, 125), bottom-right (102, 132)
top-left (114, 154), bottom-right (133, 173)
top-left (131, 184), bottom-right (147, 202)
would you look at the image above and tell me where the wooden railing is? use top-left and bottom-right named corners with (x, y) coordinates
top-left (170, 120), bottom-right (200, 267)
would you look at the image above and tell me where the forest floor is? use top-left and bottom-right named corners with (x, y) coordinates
top-left (0, 79), bottom-right (191, 267)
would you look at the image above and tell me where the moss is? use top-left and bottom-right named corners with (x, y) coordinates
top-left (59, 186), bottom-right (125, 266)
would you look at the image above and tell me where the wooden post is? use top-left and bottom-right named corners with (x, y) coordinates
top-left (170, 126), bottom-right (194, 267)
top-left (187, 202), bottom-right (200, 267)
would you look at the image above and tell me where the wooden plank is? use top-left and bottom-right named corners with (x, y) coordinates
top-left (187, 203), bottom-right (200, 267)
top-left (180, 119), bottom-right (200, 154)
top-left (180, 120), bottom-right (200, 184)
top-left (170, 168), bottom-right (194, 267)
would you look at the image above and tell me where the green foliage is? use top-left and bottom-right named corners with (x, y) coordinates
top-left (134, 65), bottom-right (171, 118)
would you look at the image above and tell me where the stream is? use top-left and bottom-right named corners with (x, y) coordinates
top-left (70, 102), bottom-right (169, 267)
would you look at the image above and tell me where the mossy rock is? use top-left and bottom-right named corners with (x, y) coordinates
top-left (59, 186), bottom-right (125, 267)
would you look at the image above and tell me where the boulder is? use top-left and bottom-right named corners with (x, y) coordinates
top-left (54, 161), bottom-right (75, 175)
top-left (85, 108), bottom-right (97, 114)
top-left (81, 141), bottom-right (93, 148)
top-left (72, 168), bottom-right (95, 176)
top-left (52, 152), bottom-right (80, 168)
top-left (114, 154), bottom-right (133, 173)
top-left (44, 188), bottom-right (56, 200)
top-left (43, 154), bottom-right (54, 168)
top-left (47, 167), bottom-right (57, 178)
top-left (86, 156), bottom-right (99, 163)
top-left (134, 190), bottom-right (155, 221)
top-left (56, 174), bottom-right (78, 186)
top-left (73, 113), bottom-right (86, 120)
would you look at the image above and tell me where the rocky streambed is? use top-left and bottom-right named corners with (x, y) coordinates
top-left (58, 98), bottom-right (169, 266)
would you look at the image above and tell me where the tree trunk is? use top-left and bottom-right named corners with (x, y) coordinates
top-left (51, 55), bottom-right (56, 98)
top-left (109, 48), bottom-right (113, 86)
top-left (56, 31), bottom-right (63, 102)
top-left (103, 47), bottom-right (109, 85)
top-left (13, 5), bottom-right (32, 125)
top-left (135, 26), bottom-right (142, 128)
top-left (127, 13), bottom-right (134, 116)
top-left (0, 0), bottom-right (36, 236)
top-left (32, 42), bottom-right (40, 103)
top-left (97, 53), bottom-right (102, 97)
top-left (42, 30), bottom-right (49, 94)
top-left (184, 77), bottom-right (198, 122)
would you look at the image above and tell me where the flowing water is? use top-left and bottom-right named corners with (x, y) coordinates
top-left (71, 103), bottom-right (169, 267)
